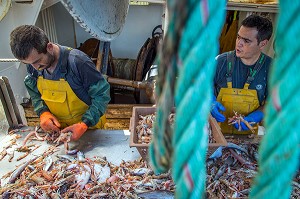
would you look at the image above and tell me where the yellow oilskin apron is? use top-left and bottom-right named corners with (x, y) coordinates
top-left (36, 48), bottom-right (106, 129)
top-left (37, 77), bottom-right (106, 129)
top-left (217, 51), bottom-right (265, 134)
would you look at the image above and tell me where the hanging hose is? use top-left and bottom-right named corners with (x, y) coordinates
top-left (250, 1), bottom-right (300, 199)
top-left (149, 0), bottom-right (225, 198)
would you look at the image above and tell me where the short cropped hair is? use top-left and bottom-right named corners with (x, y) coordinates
top-left (241, 14), bottom-right (273, 44)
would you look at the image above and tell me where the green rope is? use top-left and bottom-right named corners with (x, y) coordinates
top-left (149, 0), bottom-right (189, 173)
top-left (250, 1), bottom-right (300, 198)
top-left (149, 0), bottom-right (225, 198)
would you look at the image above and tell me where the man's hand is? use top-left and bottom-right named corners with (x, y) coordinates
top-left (40, 111), bottom-right (61, 132)
top-left (211, 96), bottom-right (226, 122)
top-left (234, 110), bottom-right (264, 131)
top-left (61, 122), bottom-right (88, 141)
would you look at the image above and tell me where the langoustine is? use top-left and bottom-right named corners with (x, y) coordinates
top-left (1, 153), bottom-right (175, 198)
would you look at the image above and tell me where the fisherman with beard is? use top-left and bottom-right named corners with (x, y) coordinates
top-left (211, 14), bottom-right (273, 134)
top-left (10, 25), bottom-right (110, 141)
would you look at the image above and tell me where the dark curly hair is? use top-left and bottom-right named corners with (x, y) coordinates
top-left (10, 25), bottom-right (49, 60)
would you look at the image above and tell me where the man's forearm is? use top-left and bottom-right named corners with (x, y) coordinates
top-left (82, 80), bottom-right (110, 127)
top-left (24, 75), bottom-right (49, 116)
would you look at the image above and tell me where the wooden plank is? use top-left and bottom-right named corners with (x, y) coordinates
top-left (105, 104), bottom-right (152, 119)
top-left (26, 117), bottom-right (39, 127)
top-left (105, 108), bottom-right (132, 119)
top-left (24, 107), bottom-right (37, 118)
top-left (105, 119), bottom-right (130, 130)
top-left (23, 105), bottom-right (134, 119)
top-left (26, 117), bottom-right (39, 121)
top-left (27, 121), bottom-right (39, 126)
top-left (25, 118), bottom-right (131, 130)
top-left (23, 104), bottom-right (149, 129)
top-left (208, 115), bottom-right (227, 146)
top-left (107, 104), bottom-right (150, 108)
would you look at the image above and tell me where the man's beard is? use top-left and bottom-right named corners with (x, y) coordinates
top-left (38, 52), bottom-right (55, 71)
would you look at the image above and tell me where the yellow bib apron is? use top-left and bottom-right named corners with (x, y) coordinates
top-left (37, 76), bottom-right (106, 129)
top-left (217, 51), bottom-right (265, 134)
top-left (217, 82), bottom-right (259, 134)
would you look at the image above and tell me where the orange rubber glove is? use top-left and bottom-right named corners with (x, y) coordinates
top-left (40, 111), bottom-right (61, 132)
top-left (61, 122), bottom-right (88, 141)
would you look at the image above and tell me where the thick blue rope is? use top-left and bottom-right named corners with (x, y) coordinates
top-left (149, 0), bottom-right (225, 198)
top-left (250, 1), bottom-right (300, 198)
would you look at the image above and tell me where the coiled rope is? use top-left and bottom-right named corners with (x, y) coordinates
top-left (250, 1), bottom-right (300, 198)
top-left (149, 0), bottom-right (225, 198)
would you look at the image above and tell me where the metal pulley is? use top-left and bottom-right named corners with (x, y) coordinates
top-left (60, 0), bottom-right (130, 41)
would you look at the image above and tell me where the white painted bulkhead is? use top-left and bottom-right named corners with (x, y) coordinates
top-left (0, 0), bottom-right (44, 105)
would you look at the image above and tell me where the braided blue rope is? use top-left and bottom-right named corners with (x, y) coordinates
top-left (250, 1), bottom-right (300, 198)
top-left (149, 0), bottom-right (191, 174)
top-left (174, 1), bottom-right (225, 198)
top-left (150, 0), bottom-right (226, 198)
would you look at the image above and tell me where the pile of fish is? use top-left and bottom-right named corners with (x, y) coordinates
top-left (135, 113), bottom-right (215, 144)
top-left (0, 149), bottom-right (175, 198)
top-left (2, 126), bottom-right (300, 198)
top-left (207, 121), bottom-right (217, 144)
top-left (206, 140), bottom-right (300, 198)
top-left (135, 113), bottom-right (175, 144)
top-left (0, 130), bottom-right (41, 163)
top-left (136, 114), bottom-right (157, 144)
top-left (0, 126), bottom-right (74, 164)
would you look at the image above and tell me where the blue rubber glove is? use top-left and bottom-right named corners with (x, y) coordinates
top-left (211, 95), bottom-right (226, 122)
top-left (234, 110), bottom-right (264, 131)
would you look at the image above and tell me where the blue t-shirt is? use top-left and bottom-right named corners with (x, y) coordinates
top-left (213, 52), bottom-right (272, 105)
